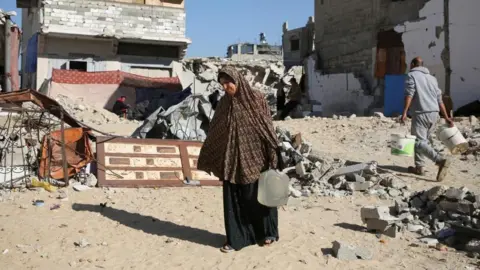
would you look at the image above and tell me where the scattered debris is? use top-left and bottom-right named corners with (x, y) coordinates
top-left (331, 241), bottom-right (372, 260)
top-left (73, 184), bottom-right (91, 192)
top-left (74, 239), bottom-right (90, 248)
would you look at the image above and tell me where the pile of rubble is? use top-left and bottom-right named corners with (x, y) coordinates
top-left (182, 58), bottom-right (303, 114)
top-left (54, 95), bottom-right (136, 126)
top-left (276, 126), bottom-right (411, 199)
top-left (360, 185), bottom-right (480, 254)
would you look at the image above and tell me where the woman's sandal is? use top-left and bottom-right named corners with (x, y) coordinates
top-left (220, 243), bottom-right (234, 253)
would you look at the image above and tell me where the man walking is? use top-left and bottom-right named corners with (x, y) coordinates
top-left (280, 78), bottom-right (303, 120)
top-left (401, 57), bottom-right (454, 181)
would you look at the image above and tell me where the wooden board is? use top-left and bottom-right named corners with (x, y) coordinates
top-left (96, 136), bottom-right (220, 188)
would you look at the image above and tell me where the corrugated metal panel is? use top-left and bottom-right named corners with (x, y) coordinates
top-left (96, 136), bottom-right (220, 188)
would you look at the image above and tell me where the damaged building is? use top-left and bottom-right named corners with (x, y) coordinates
top-left (18, 0), bottom-right (191, 89)
top-left (303, 0), bottom-right (480, 117)
top-left (282, 16), bottom-right (315, 70)
top-left (227, 33), bottom-right (283, 61)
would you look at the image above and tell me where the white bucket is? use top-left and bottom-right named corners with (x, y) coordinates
top-left (391, 134), bottom-right (416, 157)
top-left (436, 125), bottom-right (469, 154)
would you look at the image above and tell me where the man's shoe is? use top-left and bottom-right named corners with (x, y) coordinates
top-left (408, 166), bottom-right (425, 176)
top-left (436, 158), bottom-right (452, 182)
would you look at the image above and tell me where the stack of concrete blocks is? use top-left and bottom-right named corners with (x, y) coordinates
top-left (42, 0), bottom-right (187, 41)
top-left (361, 206), bottom-right (400, 238)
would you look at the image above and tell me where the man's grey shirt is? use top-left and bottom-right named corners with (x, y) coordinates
top-left (405, 67), bottom-right (443, 114)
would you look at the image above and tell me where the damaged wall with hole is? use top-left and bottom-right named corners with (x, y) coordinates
top-left (310, 0), bottom-right (480, 114)
top-left (395, 0), bottom-right (480, 110)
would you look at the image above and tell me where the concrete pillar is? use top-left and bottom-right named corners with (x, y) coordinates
top-left (283, 21), bottom-right (289, 33)
top-left (4, 16), bottom-right (12, 92)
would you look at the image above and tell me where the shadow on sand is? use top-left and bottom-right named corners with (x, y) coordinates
top-left (72, 203), bottom-right (224, 248)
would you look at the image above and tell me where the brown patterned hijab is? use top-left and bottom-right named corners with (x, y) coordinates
top-left (197, 66), bottom-right (279, 184)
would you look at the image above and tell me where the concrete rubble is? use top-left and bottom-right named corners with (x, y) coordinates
top-left (277, 126), bottom-right (412, 199)
top-left (360, 184), bottom-right (480, 253)
top-left (331, 240), bottom-right (373, 261)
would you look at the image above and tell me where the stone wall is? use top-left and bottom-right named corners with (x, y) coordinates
top-left (282, 17), bottom-right (315, 70)
top-left (306, 56), bottom-right (374, 116)
top-left (314, 0), bottom-right (430, 75)
top-left (313, 0), bottom-right (480, 110)
top-left (315, 0), bottom-right (378, 75)
top-left (42, 0), bottom-right (187, 42)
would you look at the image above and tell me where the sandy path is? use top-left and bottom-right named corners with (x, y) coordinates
top-left (0, 117), bottom-right (479, 270)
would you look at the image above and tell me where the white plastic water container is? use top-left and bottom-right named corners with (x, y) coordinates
top-left (257, 170), bottom-right (290, 207)
top-left (390, 134), bottom-right (416, 157)
top-left (436, 125), bottom-right (469, 154)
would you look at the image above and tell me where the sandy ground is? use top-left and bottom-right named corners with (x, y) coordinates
top-left (0, 117), bottom-right (479, 270)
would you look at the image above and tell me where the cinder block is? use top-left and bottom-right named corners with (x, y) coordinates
top-left (360, 206), bottom-right (390, 223)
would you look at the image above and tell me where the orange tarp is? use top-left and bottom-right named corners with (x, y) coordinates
top-left (39, 128), bottom-right (94, 181)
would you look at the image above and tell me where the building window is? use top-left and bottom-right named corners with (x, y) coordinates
top-left (290, 39), bottom-right (300, 51)
top-left (69, 61), bottom-right (87, 71)
top-left (241, 44), bottom-right (254, 54)
top-left (118, 42), bottom-right (180, 59)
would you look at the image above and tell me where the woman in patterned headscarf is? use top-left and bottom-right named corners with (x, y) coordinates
top-left (197, 66), bottom-right (282, 253)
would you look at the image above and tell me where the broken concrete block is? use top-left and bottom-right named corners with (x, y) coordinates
top-left (384, 178), bottom-right (407, 190)
top-left (419, 237), bottom-right (439, 247)
top-left (410, 196), bottom-right (426, 209)
top-left (388, 188), bottom-right (401, 197)
top-left (292, 151), bottom-right (304, 164)
top-left (331, 241), bottom-right (357, 261)
top-left (346, 182), bottom-right (370, 192)
top-left (444, 186), bottom-right (469, 201)
top-left (310, 168), bottom-right (322, 181)
top-left (295, 162), bottom-right (307, 177)
top-left (360, 206), bottom-right (390, 223)
top-left (470, 115), bottom-right (478, 126)
top-left (407, 224), bottom-right (424, 232)
top-left (198, 70), bottom-right (217, 82)
top-left (438, 200), bottom-right (473, 215)
top-left (289, 186), bottom-right (302, 198)
top-left (395, 199), bottom-right (409, 214)
top-left (383, 224), bottom-right (398, 238)
top-left (300, 142), bottom-right (312, 156)
top-left (354, 246), bottom-right (373, 260)
top-left (397, 212), bottom-right (414, 222)
top-left (366, 219), bottom-right (394, 231)
top-left (426, 185), bottom-right (447, 201)
top-left (419, 228), bottom-right (432, 236)
top-left (280, 141), bottom-right (294, 151)
top-left (466, 239), bottom-right (480, 252)
top-left (332, 163), bottom-right (368, 178)
top-left (332, 241), bottom-right (372, 260)
top-left (346, 173), bottom-right (365, 183)
top-left (331, 176), bottom-right (346, 189)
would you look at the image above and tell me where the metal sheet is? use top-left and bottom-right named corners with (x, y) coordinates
top-left (96, 136), bottom-right (220, 188)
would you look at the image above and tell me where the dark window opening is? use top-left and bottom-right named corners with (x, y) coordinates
top-left (241, 44), bottom-right (254, 54)
top-left (118, 42), bottom-right (180, 58)
top-left (375, 30), bottom-right (406, 77)
top-left (69, 61), bottom-right (87, 71)
top-left (290, 39), bottom-right (300, 51)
